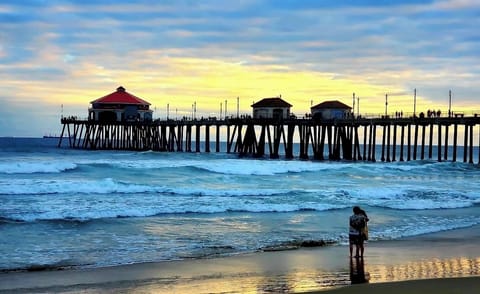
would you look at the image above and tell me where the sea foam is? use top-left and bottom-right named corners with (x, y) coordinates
top-left (0, 161), bottom-right (77, 174)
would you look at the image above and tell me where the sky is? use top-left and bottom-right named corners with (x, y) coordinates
top-left (1, 0), bottom-right (479, 137)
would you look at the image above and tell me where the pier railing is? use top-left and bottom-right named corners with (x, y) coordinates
top-left (58, 115), bottom-right (480, 163)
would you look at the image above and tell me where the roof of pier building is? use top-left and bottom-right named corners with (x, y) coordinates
top-left (251, 97), bottom-right (292, 108)
top-left (90, 86), bottom-right (151, 106)
top-left (311, 100), bottom-right (351, 110)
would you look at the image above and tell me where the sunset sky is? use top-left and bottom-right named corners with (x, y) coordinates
top-left (1, 0), bottom-right (479, 137)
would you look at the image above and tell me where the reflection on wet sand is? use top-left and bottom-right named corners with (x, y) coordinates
top-left (101, 256), bottom-right (479, 293)
top-left (107, 269), bottom-right (350, 294)
top-left (369, 257), bottom-right (480, 283)
top-left (350, 257), bottom-right (370, 284)
top-left (3, 243), bottom-right (478, 294)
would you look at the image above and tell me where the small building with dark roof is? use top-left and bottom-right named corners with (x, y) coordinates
top-left (251, 97), bottom-right (292, 119)
top-left (311, 100), bottom-right (352, 120)
top-left (88, 86), bottom-right (153, 122)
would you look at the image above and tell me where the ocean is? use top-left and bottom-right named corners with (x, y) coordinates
top-left (1, 137), bottom-right (479, 272)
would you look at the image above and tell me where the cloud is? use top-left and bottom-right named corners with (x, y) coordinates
top-left (433, 0), bottom-right (480, 10)
top-left (0, 0), bottom-right (479, 136)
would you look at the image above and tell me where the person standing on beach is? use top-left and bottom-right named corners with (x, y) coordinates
top-left (349, 206), bottom-right (368, 258)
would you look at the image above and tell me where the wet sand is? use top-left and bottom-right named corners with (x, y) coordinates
top-left (1, 225), bottom-right (479, 293)
top-left (315, 277), bottom-right (480, 294)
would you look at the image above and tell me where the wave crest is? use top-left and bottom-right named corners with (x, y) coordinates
top-left (0, 161), bottom-right (77, 174)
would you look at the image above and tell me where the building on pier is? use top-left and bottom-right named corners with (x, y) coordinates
top-left (251, 97), bottom-right (292, 119)
top-left (58, 87), bottom-right (480, 164)
top-left (88, 86), bottom-right (153, 123)
top-left (311, 100), bottom-right (352, 120)
top-left (58, 111), bottom-right (480, 164)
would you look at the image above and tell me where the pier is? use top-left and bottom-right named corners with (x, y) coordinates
top-left (58, 115), bottom-right (480, 164)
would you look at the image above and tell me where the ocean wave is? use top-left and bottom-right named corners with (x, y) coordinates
top-left (86, 157), bottom-right (471, 176)
top-left (83, 157), bottom-right (349, 175)
top-left (193, 159), bottom-right (337, 175)
top-left (342, 160), bottom-right (474, 177)
top-left (372, 200), bottom-right (475, 210)
top-left (0, 178), bottom-right (155, 195)
top-left (9, 200), bottom-right (470, 225)
top-left (0, 161), bottom-right (77, 174)
top-left (0, 178), bottom-right (307, 196)
top-left (348, 187), bottom-right (480, 210)
top-left (371, 218), bottom-right (480, 241)
top-left (3, 155), bottom-right (467, 177)
top-left (0, 199), bottom-right (346, 224)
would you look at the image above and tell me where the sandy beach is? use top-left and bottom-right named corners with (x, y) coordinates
top-left (1, 224), bottom-right (479, 293)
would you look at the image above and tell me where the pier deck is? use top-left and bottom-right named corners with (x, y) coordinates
top-left (58, 116), bottom-right (480, 163)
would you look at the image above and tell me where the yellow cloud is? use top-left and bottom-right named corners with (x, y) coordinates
top-left (4, 53), bottom-right (468, 119)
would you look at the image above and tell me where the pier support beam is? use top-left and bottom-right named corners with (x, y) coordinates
top-left (58, 117), bottom-right (480, 163)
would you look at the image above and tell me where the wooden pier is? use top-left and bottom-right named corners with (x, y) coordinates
top-left (58, 116), bottom-right (480, 163)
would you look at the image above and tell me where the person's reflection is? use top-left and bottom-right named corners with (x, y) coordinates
top-left (350, 257), bottom-right (369, 284)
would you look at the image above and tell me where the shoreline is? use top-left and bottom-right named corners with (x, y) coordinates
top-left (1, 225), bottom-right (479, 293)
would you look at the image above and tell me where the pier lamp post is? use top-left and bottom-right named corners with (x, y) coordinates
top-left (414, 88), bottom-right (417, 118)
top-left (167, 103), bottom-right (169, 120)
top-left (220, 102), bottom-right (223, 120)
top-left (352, 93), bottom-right (355, 118)
top-left (449, 90), bottom-right (452, 117)
top-left (237, 97), bottom-right (239, 118)
top-left (194, 101), bottom-right (197, 120)
top-left (357, 96), bottom-right (359, 117)
top-left (225, 99), bottom-right (227, 119)
top-left (385, 94), bottom-right (388, 117)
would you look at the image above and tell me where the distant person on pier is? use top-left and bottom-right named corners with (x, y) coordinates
top-left (349, 206), bottom-right (369, 258)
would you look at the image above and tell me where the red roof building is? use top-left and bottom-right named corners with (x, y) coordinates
top-left (90, 86), bottom-right (151, 105)
top-left (88, 86), bottom-right (153, 122)
top-left (251, 97), bottom-right (292, 119)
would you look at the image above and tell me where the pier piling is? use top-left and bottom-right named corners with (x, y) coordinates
top-left (58, 116), bottom-right (480, 163)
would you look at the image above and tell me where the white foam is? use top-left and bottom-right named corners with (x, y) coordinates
top-left (0, 161), bottom-right (77, 174)
top-left (94, 158), bottom-right (348, 175)
top-left (372, 217), bottom-right (480, 240)
top-left (346, 182), bottom-right (480, 210)
top-left (0, 177), bottom-right (332, 198)
top-left (0, 186), bottom-right (348, 222)
top-left (0, 178), bottom-right (161, 195)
